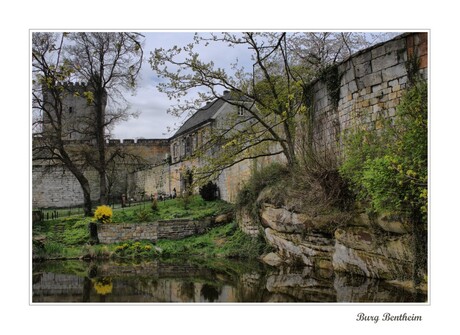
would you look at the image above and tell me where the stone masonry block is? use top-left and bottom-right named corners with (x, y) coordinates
top-left (371, 51), bottom-right (399, 72)
top-left (341, 68), bottom-right (355, 85)
top-left (348, 80), bottom-right (358, 94)
top-left (388, 79), bottom-right (399, 88)
top-left (354, 61), bottom-right (372, 78)
top-left (371, 37), bottom-right (405, 59)
top-left (359, 72), bottom-right (382, 88)
top-left (371, 45), bottom-right (386, 59)
top-left (382, 63), bottom-right (407, 82)
top-left (398, 76), bottom-right (408, 85)
top-left (354, 51), bottom-right (372, 65)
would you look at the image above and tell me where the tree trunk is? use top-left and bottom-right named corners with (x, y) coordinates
top-left (94, 82), bottom-right (108, 205)
top-left (99, 170), bottom-right (107, 205)
top-left (82, 182), bottom-right (93, 217)
top-left (67, 166), bottom-right (92, 216)
top-left (60, 150), bottom-right (93, 216)
top-left (70, 167), bottom-right (93, 216)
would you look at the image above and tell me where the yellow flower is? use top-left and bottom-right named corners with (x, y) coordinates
top-left (93, 277), bottom-right (113, 295)
top-left (94, 205), bottom-right (113, 224)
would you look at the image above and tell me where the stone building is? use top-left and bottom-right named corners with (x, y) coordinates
top-left (168, 90), bottom-right (256, 199)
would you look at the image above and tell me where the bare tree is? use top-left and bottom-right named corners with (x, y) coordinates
top-left (151, 33), bottom-right (303, 176)
top-left (32, 32), bottom-right (145, 213)
top-left (150, 32), bottom-right (397, 183)
top-left (65, 32), bottom-right (144, 205)
top-left (32, 32), bottom-right (94, 215)
top-left (287, 32), bottom-right (398, 70)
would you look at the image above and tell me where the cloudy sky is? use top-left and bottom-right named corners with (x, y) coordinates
top-left (111, 32), bottom-right (254, 140)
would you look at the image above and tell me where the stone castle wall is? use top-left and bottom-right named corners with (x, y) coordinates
top-left (32, 139), bottom-right (170, 208)
top-left (215, 32), bottom-right (428, 203)
top-left (32, 166), bottom-right (100, 208)
top-left (307, 32), bottom-right (427, 152)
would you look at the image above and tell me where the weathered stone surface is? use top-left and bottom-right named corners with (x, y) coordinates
top-left (260, 203), bottom-right (306, 233)
top-left (237, 208), bottom-right (259, 236)
top-left (334, 226), bottom-right (413, 261)
top-left (381, 63), bottom-right (407, 82)
top-left (261, 252), bottom-right (284, 267)
top-left (264, 228), bottom-right (334, 269)
top-left (215, 212), bottom-right (233, 225)
top-left (355, 61), bottom-right (372, 78)
top-left (376, 214), bottom-right (410, 234)
top-left (350, 213), bottom-right (371, 227)
top-left (265, 228), bottom-right (303, 255)
top-left (261, 203), bottom-right (417, 281)
top-left (358, 72), bottom-right (382, 88)
top-left (332, 241), bottom-right (413, 280)
top-left (371, 52), bottom-right (399, 72)
top-left (376, 234), bottom-right (414, 261)
top-left (335, 226), bottom-right (376, 252)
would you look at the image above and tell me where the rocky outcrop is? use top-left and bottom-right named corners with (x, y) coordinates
top-left (264, 228), bottom-right (335, 270)
top-left (251, 202), bottom-right (417, 282)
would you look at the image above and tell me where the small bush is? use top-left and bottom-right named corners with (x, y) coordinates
top-left (135, 208), bottom-right (153, 222)
top-left (236, 163), bottom-right (289, 220)
top-left (112, 241), bottom-right (159, 259)
top-left (151, 198), bottom-right (158, 212)
top-left (199, 181), bottom-right (219, 201)
top-left (340, 81), bottom-right (427, 222)
top-left (94, 205), bottom-right (113, 224)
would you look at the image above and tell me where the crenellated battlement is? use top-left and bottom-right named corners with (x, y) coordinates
top-left (107, 138), bottom-right (170, 146)
top-left (61, 81), bottom-right (87, 87)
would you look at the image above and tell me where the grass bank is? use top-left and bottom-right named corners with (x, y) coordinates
top-left (32, 196), bottom-right (268, 261)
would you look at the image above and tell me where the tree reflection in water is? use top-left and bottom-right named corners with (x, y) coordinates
top-left (32, 260), bottom-right (427, 303)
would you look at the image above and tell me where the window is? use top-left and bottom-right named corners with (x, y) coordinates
top-left (69, 107), bottom-right (73, 113)
top-left (193, 132), bottom-right (198, 150)
top-left (185, 136), bottom-right (192, 156)
top-left (173, 143), bottom-right (178, 159)
top-left (237, 106), bottom-right (244, 116)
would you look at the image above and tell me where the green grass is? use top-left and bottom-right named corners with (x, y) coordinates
top-left (110, 196), bottom-right (233, 223)
top-left (33, 216), bottom-right (92, 259)
top-left (32, 196), bottom-right (248, 261)
top-left (157, 222), bottom-right (271, 260)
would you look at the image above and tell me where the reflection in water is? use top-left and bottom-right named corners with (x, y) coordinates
top-left (201, 284), bottom-right (220, 302)
top-left (32, 259), bottom-right (426, 303)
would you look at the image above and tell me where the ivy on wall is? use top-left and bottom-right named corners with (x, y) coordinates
top-left (319, 64), bottom-right (342, 108)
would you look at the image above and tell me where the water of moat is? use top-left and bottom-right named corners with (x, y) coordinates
top-left (32, 258), bottom-right (426, 303)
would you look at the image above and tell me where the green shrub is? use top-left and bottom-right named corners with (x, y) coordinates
top-left (199, 181), bottom-right (219, 201)
top-left (340, 81), bottom-right (428, 222)
top-left (236, 163), bottom-right (289, 221)
top-left (151, 198), bottom-right (158, 212)
top-left (135, 208), bottom-right (153, 222)
top-left (112, 241), bottom-right (159, 259)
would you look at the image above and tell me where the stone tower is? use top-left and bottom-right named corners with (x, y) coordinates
top-left (42, 81), bottom-right (107, 142)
